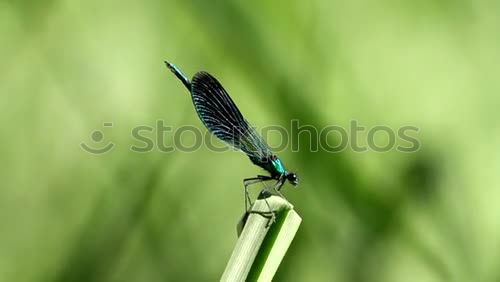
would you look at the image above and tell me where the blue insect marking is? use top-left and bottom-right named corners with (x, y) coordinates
top-left (272, 158), bottom-right (287, 175)
top-left (170, 64), bottom-right (182, 75)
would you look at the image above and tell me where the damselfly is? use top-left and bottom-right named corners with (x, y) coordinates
top-left (165, 62), bottom-right (299, 211)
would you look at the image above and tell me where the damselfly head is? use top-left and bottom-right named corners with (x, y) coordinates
top-left (287, 172), bottom-right (299, 187)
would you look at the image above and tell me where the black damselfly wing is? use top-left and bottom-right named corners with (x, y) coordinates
top-left (190, 71), bottom-right (272, 164)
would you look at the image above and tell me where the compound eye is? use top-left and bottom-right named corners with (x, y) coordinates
top-left (288, 173), bottom-right (299, 185)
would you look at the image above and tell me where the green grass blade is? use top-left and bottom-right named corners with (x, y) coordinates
top-left (221, 196), bottom-right (302, 281)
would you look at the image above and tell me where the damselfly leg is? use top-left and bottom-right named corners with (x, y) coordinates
top-left (243, 175), bottom-right (273, 210)
top-left (272, 176), bottom-right (288, 202)
top-left (243, 175), bottom-right (276, 226)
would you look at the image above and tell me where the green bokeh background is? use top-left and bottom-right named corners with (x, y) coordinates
top-left (1, 1), bottom-right (499, 281)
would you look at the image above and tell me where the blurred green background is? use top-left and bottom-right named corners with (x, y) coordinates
top-left (1, 0), bottom-right (500, 281)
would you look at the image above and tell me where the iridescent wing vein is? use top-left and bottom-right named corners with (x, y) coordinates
top-left (190, 71), bottom-right (272, 163)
